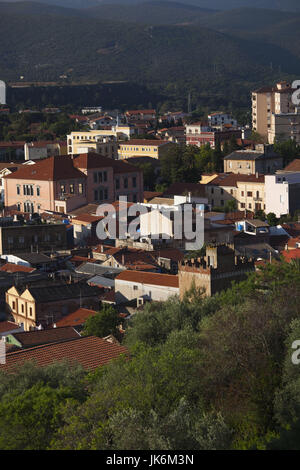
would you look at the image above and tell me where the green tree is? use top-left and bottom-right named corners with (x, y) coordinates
top-left (82, 304), bottom-right (120, 338)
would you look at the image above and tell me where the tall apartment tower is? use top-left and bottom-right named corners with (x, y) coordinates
top-left (0, 81), bottom-right (6, 105)
top-left (252, 81), bottom-right (294, 140)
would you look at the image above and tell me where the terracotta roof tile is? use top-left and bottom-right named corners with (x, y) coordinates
top-left (55, 308), bottom-right (97, 327)
top-left (0, 336), bottom-right (128, 371)
top-left (116, 270), bottom-right (179, 288)
top-left (0, 263), bottom-right (35, 273)
top-left (4, 155), bottom-right (86, 181)
top-left (284, 159), bottom-right (300, 172)
top-left (0, 321), bottom-right (20, 334)
top-left (12, 326), bottom-right (80, 347)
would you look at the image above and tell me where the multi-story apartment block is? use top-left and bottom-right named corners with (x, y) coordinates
top-left (268, 110), bottom-right (300, 145)
top-left (208, 112), bottom-right (238, 128)
top-left (0, 223), bottom-right (67, 255)
top-left (223, 144), bottom-right (283, 175)
top-left (252, 81), bottom-right (295, 140)
top-left (118, 140), bottom-right (174, 160)
top-left (4, 153), bottom-right (143, 214)
top-left (203, 173), bottom-right (265, 212)
top-left (265, 170), bottom-right (300, 217)
top-left (185, 122), bottom-right (241, 149)
top-left (67, 132), bottom-right (118, 158)
top-left (67, 127), bottom-right (134, 155)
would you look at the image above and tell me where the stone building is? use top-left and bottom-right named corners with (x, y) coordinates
top-left (178, 244), bottom-right (254, 297)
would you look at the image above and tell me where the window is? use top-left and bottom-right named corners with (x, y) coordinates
top-left (18, 236), bottom-right (24, 244)
top-left (93, 172), bottom-right (98, 184)
top-left (248, 203), bottom-right (252, 209)
top-left (29, 307), bottom-right (33, 317)
top-left (60, 184), bottom-right (66, 194)
top-left (70, 184), bottom-right (74, 194)
top-left (21, 304), bottom-right (24, 313)
top-left (132, 176), bottom-right (137, 188)
top-left (211, 187), bottom-right (214, 194)
top-left (133, 285), bottom-right (138, 290)
top-left (241, 191), bottom-right (244, 197)
top-left (103, 171), bottom-right (107, 182)
top-left (8, 236), bottom-right (13, 244)
top-left (94, 189), bottom-right (98, 201)
top-left (17, 185), bottom-right (20, 195)
top-left (12, 301), bottom-right (15, 310)
top-left (241, 203), bottom-right (245, 208)
top-left (124, 177), bottom-right (128, 189)
top-left (36, 186), bottom-right (40, 196)
top-left (220, 188), bottom-right (224, 195)
top-left (247, 191), bottom-right (252, 197)
top-left (79, 183), bottom-right (83, 194)
top-left (104, 189), bottom-right (108, 200)
top-left (221, 199), bottom-right (224, 206)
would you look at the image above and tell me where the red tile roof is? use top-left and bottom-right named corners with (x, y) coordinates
top-left (55, 308), bottom-right (97, 328)
top-left (12, 326), bottom-right (80, 347)
top-left (0, 263), bottom-right (35, 273)
top-left (284, 159), bottom-right (300, 172)
top-left (72, 214), bottom-right (104, 224)
top-left (116, 270), bottom-right (179, 288)
top-left (73, 152), bottom-right (140, 174)
top-left (0, 336), bottom-right (128, 371)
top-left (207, 173), bottom-right (265, 187)
top-left (282, 249), bottom-right (300, 262)
top-left (0, 321), bottom-right (20, 334)
top-left (4, 155), bottom-right (86, 181)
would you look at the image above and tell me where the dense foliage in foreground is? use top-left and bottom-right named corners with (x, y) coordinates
top-left (1, 261), bottom-right (300, 450)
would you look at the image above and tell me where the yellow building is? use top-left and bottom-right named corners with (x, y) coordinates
top-left (67, 126), bottom-right (133, 155)
top-left (118, 139), bottom-right (174, 160)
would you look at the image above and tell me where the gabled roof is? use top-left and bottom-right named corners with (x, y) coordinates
top-left (55, 308), bottom-right (97, 328)
top-left (0, 336), bottom-right (128, 371)
top-left (207, 173), bottom-right (264, 187)
top-left (116, 270), bottom-right (179, 288)
top-left (224, 150), bottom-right (279, 161)
top-left (4, 155), bottom-right (86, 181)
top-left (283, 159), bottom-right (300, 172)
top-left (0, 321), bottom-right (20, 334)
top-left (164, 182), bottom-right (206, 197)
top-left (23, 283), bottom-right (102, 303)
top-left (12, 326), bottom-right (80, 348)
top-left (0, 263), bottom-right (35, 273)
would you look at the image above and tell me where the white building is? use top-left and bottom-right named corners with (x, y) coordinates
top-left (208, 112), bottom-right (238, 128)
top-left (115, 270), bottom-right (179, 305)
top-left (265, 172), bottom-right (300, 217)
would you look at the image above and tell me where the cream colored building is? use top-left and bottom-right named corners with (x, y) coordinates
top-left (223, 145), bottom-right (283, 175)
top-left (205, 173), bottom-right (265, 212)
top-left (118, 140), bottom-right (174, 160)
top-left (252, 81), bottom-right (295, 140)
top-left (6, 286), bottom-right (37, 331)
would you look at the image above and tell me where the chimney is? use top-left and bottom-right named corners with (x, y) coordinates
top-left (122, 254), bottom-right (125, 265)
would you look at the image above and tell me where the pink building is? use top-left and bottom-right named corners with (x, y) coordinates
top-left (4, 153), bottom-right (143, 214)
